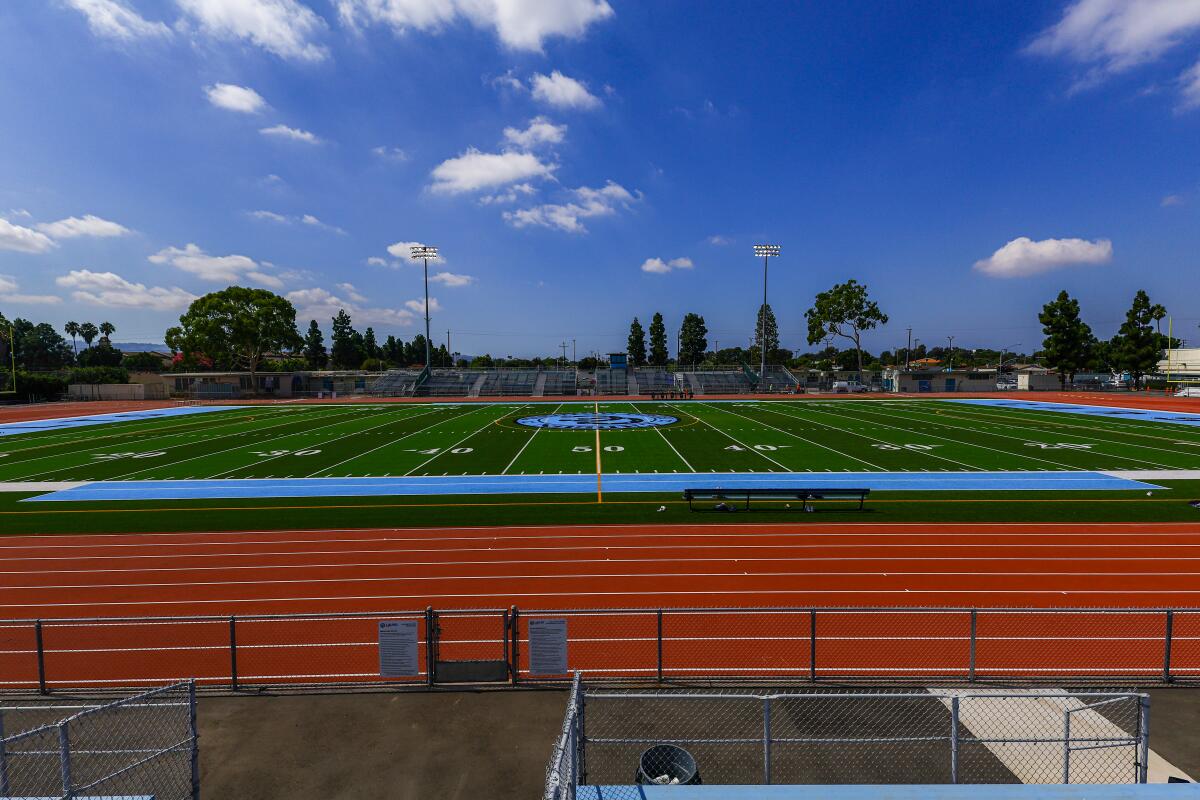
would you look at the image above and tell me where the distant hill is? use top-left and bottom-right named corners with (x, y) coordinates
top-left (111, 342), bottom-right (168, 352)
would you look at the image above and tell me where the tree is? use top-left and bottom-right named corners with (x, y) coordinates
top-left (64, 321), bottom-right (80, 356)
top-left (627, 318), bottom-right (647, 366)
top-left (679, 313), bottom-right (708, 367)
top-left (77, 340), bottom-right (123, 368)
top-left (1038, 290), bottom-right (1093, 388)
top-left (78, 322), bottom-right (99, 349)
top-left (98, 321), bottom-right (115, 343)
top-left (752, 303), bottom-right (780, 366)
top-left (10, 319), bottom-right (73, 371)
top-left (1112, 290), bottom-right (1161, 389)
top-left (123, 351), bottom-right (166, 372)
top-left (363, 327), bottom-right (379, 360)
top-left (329, 309), bottom-right (360, 369)
top-left (165, 287), bottom-right (302, 393)
top-left (383, 335), bottom-right (401, 365)
top-left (648, 312), bottom-right (668, 366)
top-left (302, 320), bottom-right (327, 369)
top-left (804, 279), bottom-right (888, 379)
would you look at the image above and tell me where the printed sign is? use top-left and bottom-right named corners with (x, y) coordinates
top-left (379, 620), bottom-right (420, 677)
top-left (528, 618), bottom-right (569, 675)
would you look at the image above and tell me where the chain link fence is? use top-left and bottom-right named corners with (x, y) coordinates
top-left (0, 681), bottom-right (198, 799)
top-left (546, 682), bottom-right (1149, 796)
top-left (1, 608), bottom-right (1197, 692)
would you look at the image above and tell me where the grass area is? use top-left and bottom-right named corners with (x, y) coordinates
top-left (2, 399), bottom-right (1200, 481)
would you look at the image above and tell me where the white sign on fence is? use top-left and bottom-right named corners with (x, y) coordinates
top-left (528, 618), bottom-right (568, 675)
top-left (379, 619), bottom-right (420, 677)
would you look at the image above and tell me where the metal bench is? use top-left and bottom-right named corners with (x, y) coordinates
top-left (683, 487), bottom-right (870, 512)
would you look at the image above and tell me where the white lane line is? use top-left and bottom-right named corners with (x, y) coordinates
top-left (502, 403), bottom-right (562, 475)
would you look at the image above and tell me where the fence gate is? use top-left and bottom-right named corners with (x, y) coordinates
top-left (429, 609), bottom-right (511, 683)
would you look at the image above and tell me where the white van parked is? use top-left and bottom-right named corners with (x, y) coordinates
top-left (833, 380), bottom-right (869, 393)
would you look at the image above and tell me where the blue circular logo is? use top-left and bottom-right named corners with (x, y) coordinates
top-left (516, 412), bottom-right (678, 430)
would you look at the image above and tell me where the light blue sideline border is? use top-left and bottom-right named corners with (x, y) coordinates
top-left (0, 405), bottom-right (242, 437)
top-left (948, 398), bottom-right (1200, 427)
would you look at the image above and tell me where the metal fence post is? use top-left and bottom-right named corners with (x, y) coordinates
top-left (511, 606), bottom-right (521, 686)
top-left (35, 619), bottom-right (47, 695)
top-left (502, 608), bottom-right (511, 681)
top-left (228, 615), bottom-right (238, 692)
top-left (1138, 696), bottom-right (1151, 784)
top-left (968, 610), bottom-right (977, 683)
top-left (0, 707), bottom-right (8, 798)
top-left (1163, 610), bottom-right (1174, 684)
top-left (425, 606), bottom-right (436, 687)
top-left (577, 680), bottom-right (587, 786)
top-left (656, 610), bottom-right (664, 683)
top-left (1062, 709), bottom-right (1072, 784)
top-left (58, 720), bottom-right (72, 798)
top-left (809, 609), bottom-right (817, 682)
top-left (189, 680), bottom-right (200, 800)
top-left (950, 696), bottom-right (960, 784)
top-left (763, 696), bottom-right (772, 785)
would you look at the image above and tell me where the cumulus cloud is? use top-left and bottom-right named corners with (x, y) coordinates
top-left (973, 236), bottom-right (1113, 278)
top-left (65, 0), bottom-right (172, 41)
top-left (205, 83), bottom-right (267, 113)
top-left (176, 0), bottom-right (329, 62)
top-left (148, 242), bottom-right (286, 288)
top-left (35, 214), bottom-right (130, 239)
top-left (530, 71), bottom-right (601, 110)
top-left (0, 275), bottom-right (61, 305)
top-left (248, 210), bottom-right (344, 233)
top-left (0, 218), bottom-right (56, 253)
top-left (640, 257), bottom-right (694, 274)
top-left (429, 148), bottom-right (556, 194)
top-left (503, 117), bottom-right (567, 149)
top-left (479, 183), bottom-right (536, 205)
top-left (335, 0), bottom-right (612, 52)
top-left (428, 271), bottom-right (474, 287)
top-left (259, 124), bottom-right (321, 144)
top-left (503, 181), bottom-right (639, 234)
top-left (386, 241), bottom-right (443, 263)
top-left (336, 282), bottom-right (369, 303)
top-left (405, 297), bottom-right (441, 313)
top-left (366, 256), bottom-right (388, 266)
top-left (287, 286), bottom-right (416, 326)
top-left (56, 269), bottom-right (196, 310)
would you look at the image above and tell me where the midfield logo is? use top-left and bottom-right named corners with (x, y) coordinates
top-left (516, 412), bottom-right (679, 431)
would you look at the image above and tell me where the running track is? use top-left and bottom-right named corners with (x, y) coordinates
top-left (3, 522), bottom-right (1200, 687)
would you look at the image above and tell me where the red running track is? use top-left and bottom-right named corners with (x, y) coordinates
top-left (3, 522), bottom-right (1200, 688)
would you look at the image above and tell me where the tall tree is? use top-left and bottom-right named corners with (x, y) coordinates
top-left (383, 335), bottom-right (401, 365)
top-left (627, 317), bottom-right (647, 366)
top-left (363, 327), bottom-right (379, 360)
top-left (329, 309), bottom-right (360, 369)
top-left (78, 322), bottom-right (98, 348)
top-left (1037, 290), bottom-right (1093, 389)
top-left (11, 318), bottom-right (75, 370)
top-left (804, 279), bottom-right (888, 379)
top-left (648, 312), bottom-right (668, 366)
top-left (410, 334), bottom-right (429, 366)
top-left (98, 321), bottom-right (115, 342)
top-left (302, 320), bottom-right (327, 369)
top-left (679, 313), bottom-right (708, 367)
top-left (752, 303), bottom-right (780, 366)
top-left (1112, 290), bottom-right (1161, 389)
top-left (63, 321), bottom-right (80, 356)
top-left (165, 287), bottom-right (302, 392)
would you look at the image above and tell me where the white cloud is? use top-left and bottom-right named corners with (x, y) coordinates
top-left (287, 286), bottom-right (416, 326)
top-left (336, 0), bottom-right (612, 52)
top-left (260, 124), bottom-right (321, 144)
top-left (56, 269), bottom-right (197, 310)
top-left (65, 0), bottom-right (172, 41)
top-left (503, 117), bottom-right (567, 149)
top-left (386, 241), bottom-right (443, 263)
top-left (640, 257), bottom-right (693, 274)
top-left (0, 276), bottom-right (62, 305)
top-left (405, 297), bottom-right (441, 313)
top-left (35, 214), bottom-right (131, 239)
top-left (0, 218), bottom-right (55, 254)
top-left (248, 210), bottom-right (290, 223)
top-left (490, 69), bottom-right (525, 91)
top-left (973, 236), bottom-right (1113, 278)
top-left (479, 183), bottom-right (536, 205)
top-left (7, 209), bottom-right (31, 218)
top-left (1182, 59), bottom-right (1200, 108)
top-left (1162, 193), bottom-right (1185, 206)
top-left (301, 214), bottom-right (346, 234)
top-left (429, 148), bottom-right (556, 194)
top-left (428, 271), bottom-right (474, 287)
top-left (707, 235), bottom-right (732, 246)
top-left (530, 71), bottom-right (601, 110)
top-left (372, 145), bottom-right (409, 162)
top-left (366, 256), bottom-right (388, 266)
top-left (503, 181), bottom-right (638, 233)
top-left (149, 242), bottom-right (272, 284)
top-left (176, 0), bottom-right (329, 62)
top-left (336, 282), bottom-right (369, 303)
top-left (249, 210), bottom-right (343, 233)
top-left (205, 83), bottom-right (267, 113)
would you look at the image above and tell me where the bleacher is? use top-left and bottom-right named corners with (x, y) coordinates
top-left (758, 365), bottom-right (800, 392)
top-left (688, 370), bottom-right (753, 395)
top-left (540, 370), bottom-right (576, 396)
top-left (594, 369), bottom-right (628, 395)
top-left (369, 370), bottom-right (423, 396)
top-left (479, 370), bottom-right (539, 396)
top-left (416, 370), bottom-right (486, 397)
top-left (635, 369), bottom-right (675, 393)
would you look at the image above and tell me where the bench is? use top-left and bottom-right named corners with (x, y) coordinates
top-left (649, 389), bottom-right (693, 400)
top-left (683, 487), bottom-right (870, 512)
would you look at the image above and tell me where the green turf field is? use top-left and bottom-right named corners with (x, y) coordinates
top-left (2, 399), bottom-right (1200, 481)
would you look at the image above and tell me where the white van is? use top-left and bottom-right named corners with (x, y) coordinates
top-left (833, 380), bottom-right (868, 393)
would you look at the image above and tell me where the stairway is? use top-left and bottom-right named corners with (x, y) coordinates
top-left (469, 373), bottom-right (487, 397)
top-left (533, 373), bottom-right (547, 397)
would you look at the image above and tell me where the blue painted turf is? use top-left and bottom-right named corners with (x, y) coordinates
top-left (577, 786), bottom-right (1200, 799)
top-left (0, 405), bottom-right (241, 437)
top-left (949, 398), bottom-right (1200, 427)
top-left (23, 470), bottom-right (1160, 502)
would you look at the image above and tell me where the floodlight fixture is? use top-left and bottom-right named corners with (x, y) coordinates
top-left (753, 244), bottom-right (782, 379)
top-left (410, 244), bottom-right (439, 368)
top-left (753, 244), bottom-right (781, 258)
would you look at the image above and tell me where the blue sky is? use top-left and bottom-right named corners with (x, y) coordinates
top-left (1, 0), bottom-right (1199, 358)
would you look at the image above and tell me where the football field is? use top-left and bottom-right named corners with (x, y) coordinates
top-left (2, 398), bottom-right (1200, 483)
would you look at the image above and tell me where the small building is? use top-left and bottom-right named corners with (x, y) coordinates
top-left (882, 369), bottom-right (1003, 393)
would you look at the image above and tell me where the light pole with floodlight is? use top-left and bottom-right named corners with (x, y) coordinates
top-left (410, 245), bottom-right (438, 370)
top-left (753, 244), bottom-right (781, 380)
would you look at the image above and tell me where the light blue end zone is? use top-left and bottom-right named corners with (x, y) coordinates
top-left (0, 405), bottom-right (242, 437)
top-left (948, 398), bottom-right (1200, 427)
top-left (23, 471), bottom-right (1161, 502)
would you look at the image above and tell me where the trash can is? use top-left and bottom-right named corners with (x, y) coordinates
top-left (635, 744), bottom-right (702, 786)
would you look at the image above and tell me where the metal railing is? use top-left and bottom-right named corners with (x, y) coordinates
top-left (1, 607), bottom-right (1197, 692)
top-left (0, 681), bottom-right (198, 799)
top-left (545, 682), bottom-right (1150, 794)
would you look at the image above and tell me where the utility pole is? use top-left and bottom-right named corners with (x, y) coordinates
top-left (947, 335), bottom-right (955, 371)
top-left (905, 327), bottom-right (912, 370)
top-left (446, 330), bottom-right (451, 367)
top-left (572, 338), bottom-right (576, 364)
top-left (560, 341), bottom-right (568, 370)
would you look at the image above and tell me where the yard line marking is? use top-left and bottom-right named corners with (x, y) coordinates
top-left (663, 404), bottom-right (791, 471)
top-left (630, 402), bottom-right (696, 471)
top-left (306, 405), bottom-right (485, 478)
top-left (403, 404), bottom-right (529, 477)
top-left (502, 403), bottom-right (562, 475)
top-left (695, 402), bottom-right (884, 470)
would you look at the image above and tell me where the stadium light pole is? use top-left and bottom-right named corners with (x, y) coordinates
top-left (753, 244), bottom-right (781, 379)
top-left (410, 245), bottom-right (438, 369)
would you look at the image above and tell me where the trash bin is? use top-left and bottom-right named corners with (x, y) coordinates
top-left (635, 744), bottom-right (702, 785)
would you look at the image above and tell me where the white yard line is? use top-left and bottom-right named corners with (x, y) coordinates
top-left (502, 403), bottom-right (562, 475)
top-left (403, 404), bottom-right (530, 476)
top-left (307, 405), bottom-right (487, 478)
top-left (629, 402), bottom-right (696, 471)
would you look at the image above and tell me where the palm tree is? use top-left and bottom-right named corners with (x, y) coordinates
top-left (99, 321), bottom-right (115, 344)
top-left (79, 322), bottom-right (98, 348)
top-left (64, 321), bottom-right (80, 355)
